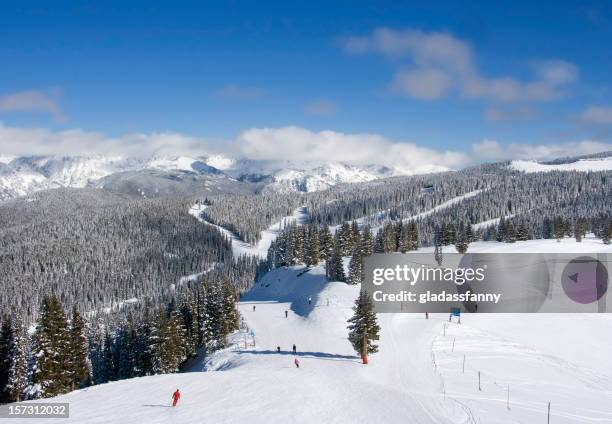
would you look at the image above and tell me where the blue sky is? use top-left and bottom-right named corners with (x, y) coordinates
top-left (0, 0), bottom-right (611, 166)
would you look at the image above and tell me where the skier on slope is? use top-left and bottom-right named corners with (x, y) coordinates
top-left (171, 389), bottom-right (181, 407)
top-left (253, 305), bottom-right (256, 312)
top-left (294, 357), bottom-right (300, 368)
top-left (292, 344), bottom-right (297, 354)
top-left (285, 310), bottom-right (288, 318)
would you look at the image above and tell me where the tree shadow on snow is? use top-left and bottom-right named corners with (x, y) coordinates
top-left (237, 350), bottom-right (359, 362)
top-left (240, 266), bottom-right (330, 318)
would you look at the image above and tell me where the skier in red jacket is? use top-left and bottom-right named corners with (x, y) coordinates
top-left (171, 389), bottom-right (181, 407)
top-left (294, 357), bottom-right (300, 368)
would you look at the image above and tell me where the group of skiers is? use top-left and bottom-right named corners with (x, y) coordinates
top-left (171, 304), bottom-right (306, 407)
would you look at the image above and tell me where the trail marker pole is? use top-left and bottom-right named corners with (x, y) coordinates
top-left (452, 337), bottom-right (455, 352)
top-left (478, 371), bottom-right (481, 391)
top-left (462, 354), bottom-right (465, 373)
top-left (547, 402), bottom-right (551, 424)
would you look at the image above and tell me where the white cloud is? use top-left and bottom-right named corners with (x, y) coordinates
top-left (0, 90), bottom-right (66, 121)
top-left (580, 106), bottom-right (612, 124)
top-left (472, 139), bottom-right (611, 161)
top-left (1, 123), bottom-right (609, 171)
top-left (341, 28), bottom-right (578, 103)
top-left (391, 68), bottom-right (452, 100)
top-left (232, 126), bottom-right (469, 172)
top-left (304, 100), bottom-right (337, 116)
top-left (0, 123), bottom-right (212, 158)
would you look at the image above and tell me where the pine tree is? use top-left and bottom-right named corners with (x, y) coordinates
top-left (150, 307), bottom-right (186, 374)
top-left (348, 249), bottom-right (363, 285)
top-left (219, 280), bottom-right (239, 347)
top-left (326, 241), bottom-right (346, 282)
top-left (0, 316), bottom-right (10, 403)
top-left (407, 221), bottom-right (419, 251)
top-left (455, 222), bottom-right (469, 253)
top-left (318, 226), bottom-right (333, 262)
top-left (497, 216), bottom-right (506, 242)
top-left (602, 221), bottom-right (612, 245)
top-left (305, 225), bottom-right (320, 266)
top-left (553, 217), bottom-right (565, 241)
top-left (68, 306), bottom-right (90, 390)
top-left (347, 290), bottom-right (380, 364)
top-left (32, 295), bottom-right (72, 398)
top-left (339, 222), bottom-right (352, 256)
top-left (350, 221), bottom-right (361, 251)
top-left (465, 222), bottom-right (474, 243)
top-left (5, 315), bottom-right (29, 402)
top-left (504, 221), bottom-right (517, 243)
top-left (517, 222), bottom-right (530, 241)
top-left (361, 225), bottom-right (374, 256)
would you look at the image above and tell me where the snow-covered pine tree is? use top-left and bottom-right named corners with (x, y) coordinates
top-left (32, 295), bottom-right (72, 398)
top-left (0, 317), bottom-right (10, 403)
top-left (517, 221), bottom-right (530, 241)
top-left (407, 221), bottom-right (419, 251)
top-left (350, 221), bottom-right (361, 251)
top-left (326, 240), bottom-right (345, 282)
top-left (205, 281), bottom-right (223, 346)
top-left (318, 225), bottom-right (333, 261)
top-left (504, 221), bottom-right (517, 243)
top-left (134, 307), bottom-right (153, 377)
top-left (466, 222), bottom-right (474, 243)
top-left (347, 290), bottom-right (380, 364)
top-left (574, 218), bottom-right (588, 242)
top-left (5, 315), bottom-right (29, 402)
top-left (361, 225), bottom-right (374, 256)
top-left (197, 284), bottom-right (213, 347)
top-left (497, 216), bottom-right (506, 242)
top-left (306, 224), bottom-right (320, 266)
top-left (348, 248), bottom-right (363, 285)
top-left (553, 217), bottom-right (566, 241)
top-left (602, 221), bottom-right (612, 245)
top-left (455, 222), bottom-right (469, 253)
top-left (166, 308), bottom-right (188, 370)
top-left (150, 307), bottom-right (187, 374)
top-left (219, 280), bottom-right (239, 347)
top-left (338, 222), bottom-right (352, 256)
top-left (398, 222), bottom-right (410, 253)
top-left (69, 306), bottom-right (90, 390)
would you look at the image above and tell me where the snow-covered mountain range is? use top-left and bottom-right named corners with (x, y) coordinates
top-left (0, 154), bottom-right (411, 200)
top-left (2, 152), bottom-right (612, 201)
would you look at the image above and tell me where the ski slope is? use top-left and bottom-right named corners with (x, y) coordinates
top-left (189, 204), bottom-right (309, 259)
top-left (9, 238), bottom-right (612, 424)
top-left (509, 157), bottom-right (612, 173)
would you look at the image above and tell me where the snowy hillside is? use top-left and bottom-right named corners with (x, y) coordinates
top-left (14, 236), bottom-right (612, 424)
top-left (509, 157), bottom-right (612, 173)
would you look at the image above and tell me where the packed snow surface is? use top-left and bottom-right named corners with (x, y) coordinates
top-left (13, 236), bottom-right (612, 424)
top-left (510, 157), bottom-right (612, 173)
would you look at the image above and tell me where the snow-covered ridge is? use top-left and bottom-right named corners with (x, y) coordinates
top-left (509, 157), bottom-right (612, 173)
top-left (0, 154), bottom-right (422, 200)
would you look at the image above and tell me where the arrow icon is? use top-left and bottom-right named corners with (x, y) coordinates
top-left (568, 273), bottom-right (579, 283)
